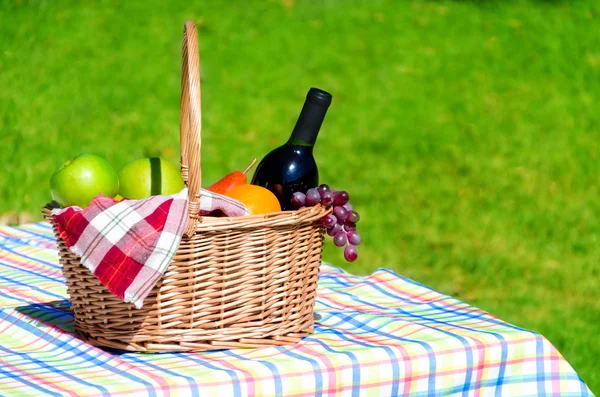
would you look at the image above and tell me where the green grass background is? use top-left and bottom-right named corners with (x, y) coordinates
top-left (1, 0), bottom-right (599, 391)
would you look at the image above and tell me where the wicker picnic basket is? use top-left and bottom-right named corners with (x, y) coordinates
top-left (43, 21), bottom-right (329, 353)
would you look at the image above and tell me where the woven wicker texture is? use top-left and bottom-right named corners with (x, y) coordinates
top-left (43, 21), bottom-right (329, 352)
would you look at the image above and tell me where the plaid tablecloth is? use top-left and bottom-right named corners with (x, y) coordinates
top-left (0, 222), bottom-right (592, 396)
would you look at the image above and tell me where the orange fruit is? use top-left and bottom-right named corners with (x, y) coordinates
top-left (224, 185), bottom-right (281, 215)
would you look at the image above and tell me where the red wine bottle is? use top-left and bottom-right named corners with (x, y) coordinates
top-left (251, 88), bottom-right (332, 210)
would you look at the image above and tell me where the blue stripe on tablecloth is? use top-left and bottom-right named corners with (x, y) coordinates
top-left (122, 354), bottom-right (199, 397)
top-left (0, 358), bottom-right (60, 396)
top-left (344, 286), bottom-right (478, 396)
top-left (0, 242), bottom-right (61, 270)
top-left (13, 225), bottom-right (57, 241)
top-left (325, 278), bottom-right (514, 396)
top-left (0, 236), bottom-right (54, 248)
top-left (454, 338), bottom-right (474, 397)
top-left (0, 249), bottom-right (63, 282)
top-left (0, 274), bottom-right (66, 302)
top-left (579, 373), bottom-right (592, 397)
top-left (319, 309), bottom-right (438, 391)
top-left (313, 321), bottom-right (400, 396)
top-left (0, 311), bottom-right (111, 396)
top-left (535, 335), bottom-right (546, 395)
top-left (319, 294), bottom-right (518, 396)
top-left (494, 335), bottom-right (509, 397)
top-left (458, 373), bottom-right (593, 396)
top-left (0, 231), bottom-right (56, 246)
top-left (307, 338), bottom-right (361, 397)
top-left (324, 284), bottom-right (535, 350)
top-left (0, 310), bottom-right (156, 397)
top-left (166, 354), bottom-right (243, 397)
top-left (367, 270), bottom-right (532, 333)
top-left (319, 311), bottom-right (420, 393)
top-left (321, 273), bottom-right (475, 320)
top-left (317, 274), bottom-right (353, 287)
top-left (0, 295), bottom-right (24, 307)
top-left (276, 346), bottom-right (324, 396)
top-left (223, 350), bottom-right (283, 397)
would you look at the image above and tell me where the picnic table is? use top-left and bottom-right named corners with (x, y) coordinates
top-left (0, 222), bottom-right (592, 396)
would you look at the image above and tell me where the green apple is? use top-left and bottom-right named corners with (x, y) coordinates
top-left (50, 154), bottom-right (119, 208)
top-left (118, 157), bottom-right (184, 199)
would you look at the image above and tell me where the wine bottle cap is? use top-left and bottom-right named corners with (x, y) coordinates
top-left (307, 87), bottom-right (332, 108)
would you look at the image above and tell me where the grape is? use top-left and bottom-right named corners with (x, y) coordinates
top-left (333, 206), bottom-right (348, 222)
top-left (297, 186), bottom-right (362, 263)
top-left (344, 245), bottom-right (358, 262)
top-left (317, 184), bottom-right (331, 196)
top-left (347, 230), bottom-right (362, 245)
top-left (305, 188), bottom-right (321, 206)
top-left (321, 214), bottom-right (337, 228)
top-left (291, 192), bottom-right (306, 208)
top-left (327, 223), bottom-right (342, 236)
top-left (343, 221), bottom-right (356, 232)
top-left (333, 231), bottom-right (348, 247)
top-left (334, 191), bottom-right (349, 206)
top-left (347, 210), bottom-right (360, 223)
top-left (320, 191), bottom-right (334, 207)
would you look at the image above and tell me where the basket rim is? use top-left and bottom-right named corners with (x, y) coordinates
top-left (43, 202), bottom-right (331, 230)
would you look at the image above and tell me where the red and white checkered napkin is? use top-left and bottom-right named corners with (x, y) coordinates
top-left (51, 188), bottom-right (249, 309)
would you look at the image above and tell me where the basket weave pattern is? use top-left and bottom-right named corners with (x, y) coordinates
top-left (44, 21), bottom-right (329, 352)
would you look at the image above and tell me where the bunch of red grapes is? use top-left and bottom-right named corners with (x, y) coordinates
top-left (291, 184), bottom-right (361, 262)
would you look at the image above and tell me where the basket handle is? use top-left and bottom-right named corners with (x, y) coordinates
top-left (180, 21), bottom-right (202, 233)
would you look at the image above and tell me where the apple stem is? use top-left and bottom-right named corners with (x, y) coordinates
top-left (243, 158), bottom-right (257, 175)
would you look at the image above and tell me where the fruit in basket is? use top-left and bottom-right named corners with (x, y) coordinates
top-left (224, 185), bottom-right (281, 215)
top-left (118, 157), bottom-right (184, 199)
top-left (50, 153), bottom-right (119, 208)
top-left (344, 245), bottom-right (358, 262)
top-left (207, 158), bottom-right (257, 194)
top-left (290, 183), bottom-right (362, 262)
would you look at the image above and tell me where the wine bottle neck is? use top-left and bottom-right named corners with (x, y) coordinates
top-left (288, 88), bottom-right (331, 147)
